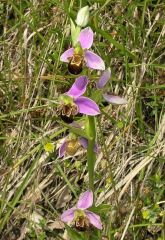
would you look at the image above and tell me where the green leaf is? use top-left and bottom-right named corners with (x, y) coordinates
top-left (58, 120), bottom-right (90, 140)
top-left (66, 226), bottom-right (84, 240)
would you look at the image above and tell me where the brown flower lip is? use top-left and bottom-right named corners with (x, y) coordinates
top-left (68, 54), bottom-right (83, 75)
top-left (56, 102), bottom-right (79, 123)
top-left (74, 216), bottom-right (92, 232)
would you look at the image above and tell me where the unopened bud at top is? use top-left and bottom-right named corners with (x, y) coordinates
top-left (76, 6), bottom-right (89, 27)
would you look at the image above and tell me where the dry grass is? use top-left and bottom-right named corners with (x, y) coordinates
top-left (0, 0), bottom-right (164, 239)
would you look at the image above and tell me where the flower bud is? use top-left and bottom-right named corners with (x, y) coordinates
top-left (76, 6), bottom-right (89, 27)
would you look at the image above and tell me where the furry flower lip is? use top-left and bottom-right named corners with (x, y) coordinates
top-left (61, 190), bottom-right (102, 230)
top-left (68, 53), bottom-right (83, 75)
top-left (60, 27), bottom-right (105, 74)
top-left (57, 76), bottom-right (100, 121)
top-left (59, 136), bottom-right (98, 158)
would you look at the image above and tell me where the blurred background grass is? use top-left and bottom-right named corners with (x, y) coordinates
top-left (0, 0), bottom-right (164, 239)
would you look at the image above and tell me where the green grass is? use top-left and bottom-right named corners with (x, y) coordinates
top-left (0, 0), bottom-right (165, 239)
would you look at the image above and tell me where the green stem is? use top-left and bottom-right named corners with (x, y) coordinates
top-left (86, 116), bottom-right (96, 194)
top-left (162, 206), bottom-right (165, 239)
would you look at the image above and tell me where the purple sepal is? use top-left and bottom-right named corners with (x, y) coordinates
top-left (85, 210), bottom-right (102, 230)
top-left (59, 141), bottom-right (67, 158)
top-left (61, 208), bottom-right (75, 222)
top-left (103, 94), bottom-right (127, 105)
top-left (77, 190), bottom-right (93, 209)
top-left (60, 48), bottom-right (74, 62)
top-left (78, 27), bottom-right (94, 49)
top-left (66, 76), bottom-right (88, 98)
top-left (79, 137), bottom-right (99, 153)
top-left (85, 50), bottom-right (105, 70)
top-left (75, 96), bottom-right (100, 116)
top-left (79, 137), bottom-right (88, 149)
top-left (96, 69), bottom-right (111, 89)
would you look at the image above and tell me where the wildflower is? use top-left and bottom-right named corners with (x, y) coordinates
top-left (61, 190), bottom-right (102, 230)
top-left (76, 6), bottom-right (89, 27)
top-left (60, 27), bottom-right (105, 74)
top-left (44, 142), bottom-right (54, 153)
top-left (57, 76), bottom-right (100, 121)
top-left (96, 68), bottom-right (127, 105)
top-left (59, 136), bottom-right (98, 158)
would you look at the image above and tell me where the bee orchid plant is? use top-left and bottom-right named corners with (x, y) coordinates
top-left (57, 5), bottom-right (127, 239)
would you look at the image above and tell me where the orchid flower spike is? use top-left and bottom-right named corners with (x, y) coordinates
top-left (96, 68), bottom-right (127, 105)
top-left (60, 27), bottom-right (105, 74)
top-left (61, 190), bottom-right (102, 230)
top-left (59, 136), bottom-right (98, 158)
top-left (57, 76), bottom-right (100, 121)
